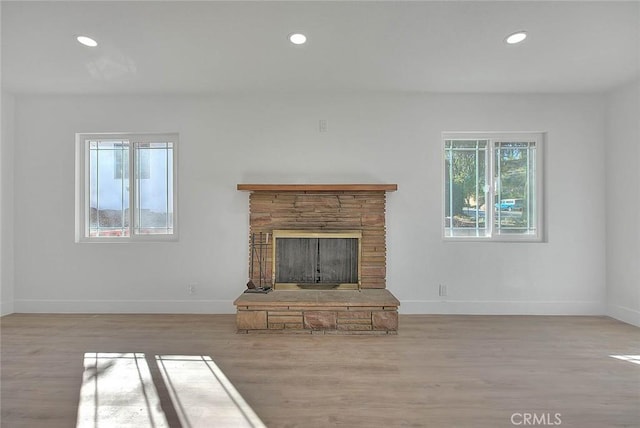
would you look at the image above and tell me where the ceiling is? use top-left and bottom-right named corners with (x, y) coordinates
top-left (2, 1), bottom-right (639, 95)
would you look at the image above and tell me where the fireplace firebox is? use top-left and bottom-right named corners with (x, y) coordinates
top-left (272, 230), bottom-right (361, 290)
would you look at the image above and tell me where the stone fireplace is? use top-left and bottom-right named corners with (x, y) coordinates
top-left (234, 184), bottom-right (399, 334)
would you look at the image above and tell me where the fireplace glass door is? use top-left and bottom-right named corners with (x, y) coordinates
top-left (273, 231), bottom-right (361, 289)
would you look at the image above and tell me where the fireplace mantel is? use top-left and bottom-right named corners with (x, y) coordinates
top-left (237, 184), bottom-right (397, 192)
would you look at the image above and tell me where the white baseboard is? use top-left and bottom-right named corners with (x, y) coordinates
top-left (607, 304), bottom-right (640, 327)
top-left (13, 299), bottom-right (236, 314)
top-left (399, 300), bottom-right (605, 316)
top-left (12, 298), bottom-right (616, 319)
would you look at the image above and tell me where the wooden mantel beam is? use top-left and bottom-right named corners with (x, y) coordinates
top-left (237, 184), bottom-right (397, 192)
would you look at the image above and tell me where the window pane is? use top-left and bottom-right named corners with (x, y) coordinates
top-left (88, 141), bottom-right (130, 237)
top-left (494, 141), bottom-right (536, 236)
top-left (135, 143), bottom-right (151, 179)
top-left (444, 140), bottom-right (488, 237)
top-left (134, 143), bottom-right (173, 235)
top-left (114, 143), bottom-right (129, 179)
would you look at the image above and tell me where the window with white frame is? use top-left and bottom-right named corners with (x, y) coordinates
top-left (75, 133), bottom-right (178, 242)
top-left (443, 132), bottom-right (544, 241)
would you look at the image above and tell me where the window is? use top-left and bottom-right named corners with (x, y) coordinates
top-left (75, 133), bottom-right (178, 242)
top-left (443, 132), bottom-right (544, 241)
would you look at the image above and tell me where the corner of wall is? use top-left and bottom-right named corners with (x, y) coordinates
top-left (1, 92), bottom-right (16, 316)
top-left (607, 304), bottom-right (640, 328)
top-left (604, 78), bottom-right (640, 327)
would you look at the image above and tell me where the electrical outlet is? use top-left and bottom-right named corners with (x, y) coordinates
top-left (188, 284), bottom-right (196, 295)
top-left (439, 284), bottom-right (448, 297)
top-left (319, 119), bottom-right (328, 132)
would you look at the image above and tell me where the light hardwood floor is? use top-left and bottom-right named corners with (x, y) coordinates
top-left (1, 314), bottom-right (638, 427)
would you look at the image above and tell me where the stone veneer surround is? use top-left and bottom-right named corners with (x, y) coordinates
top-left (235, 184), bottom-right (398, 334)
top-left (240, 185), bottom-right (396, 289)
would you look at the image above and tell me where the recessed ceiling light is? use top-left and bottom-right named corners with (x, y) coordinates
top-left (288, 33), bottom-right (307, 45)
top-left (505, 31), bottom-right (527, 45)
top-left (76, 35), bottom-right (98, 47)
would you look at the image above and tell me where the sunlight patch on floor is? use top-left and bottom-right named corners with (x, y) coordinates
top-left (156, 355), bottom-right (265, 428)
top-left (610, 355), bottom-right (640, 365)
top-left (77, 352), bottom-right (169, 428)
top-left (76, 352), bottom-right (265, 428)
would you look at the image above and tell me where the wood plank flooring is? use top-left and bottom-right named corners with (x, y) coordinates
top-left (1, 314), bottom-right (638, 428)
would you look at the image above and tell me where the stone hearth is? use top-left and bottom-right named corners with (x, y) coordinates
top-left (235, 184), bottom-right (399, 334)
top-left (234, 289), bottom-right (399, 334)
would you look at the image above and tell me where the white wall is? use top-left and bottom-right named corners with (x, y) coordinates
top-left (606, 79), bottom-right (640, 327)
top-left (1, 93), bottom-right (16, 316)
top-left (11, 93), bottom-right (606, 315)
